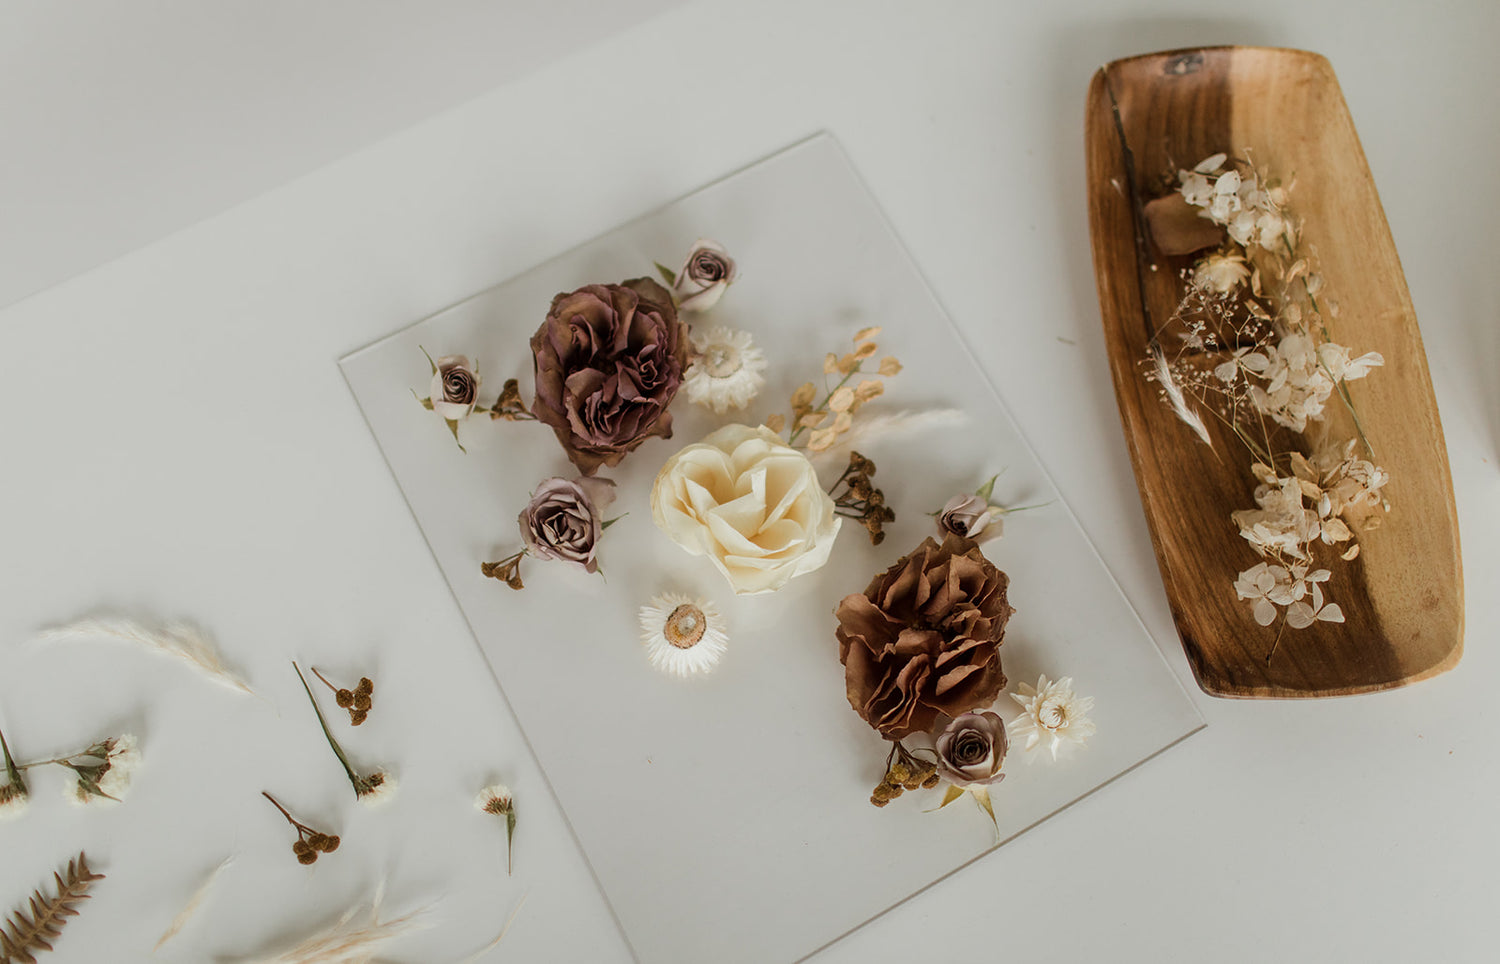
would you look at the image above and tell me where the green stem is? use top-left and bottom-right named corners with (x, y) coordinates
top-left (293, 662), bottom-right (361, 794)
top-left (0, 724), bottom-right (23, 789)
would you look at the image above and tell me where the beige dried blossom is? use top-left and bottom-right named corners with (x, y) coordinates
top-left (771, 329), bottom-right (905, 456)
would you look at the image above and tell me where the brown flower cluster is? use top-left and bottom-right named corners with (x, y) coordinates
top-left (869, 742), bottom-right (939, 807)
top-left (764, 326), bottom-right (901, 453)
top-left (313, 668), bottom-right (374, 726)
top-left (829, 451), bottom-right (895, 545)
top-left (263, 792), bottom-right (340, 865)
top-left (836, 534), bottom-right (1014, 741)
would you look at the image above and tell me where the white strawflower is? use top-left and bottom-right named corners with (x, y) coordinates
top-left (355, 769), bottom-right (399, 808)
top-left (1010, 676), bottom-right (1096, 761)
top-left (683, 327), bottom-right (767, 414)
top-left (0, 781), bottom-right (28, 820)
top-left (72, 734), bottom-right (141, 804)
top-left (476, 783), bottom-right (513, 815)
top-left (476, 783), bottom-right (517, 875)
top-left (100, 735), bottom-right (140, 796)
top-left (638, 593), bottom-right (729, 678)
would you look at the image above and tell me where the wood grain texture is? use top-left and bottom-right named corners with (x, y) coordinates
top-left (1084, 46), bottom-right (1463, 698)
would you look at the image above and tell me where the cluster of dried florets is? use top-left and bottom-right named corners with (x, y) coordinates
top-left (263, 792), bottom-right (341, 865)
top-left (869, 742), bottom-right (940, 807)
top-left (1143, 153), bottom-right (1391, 654)
top-left (312, 668), bottom-right (375, 725)
top-left (828, 451), bottom-right (895, 545)
top-left (764, 327), bottom-right (901, 454)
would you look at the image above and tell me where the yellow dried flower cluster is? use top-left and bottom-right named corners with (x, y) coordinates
top-left (763, 326), bottom-right (902, 452)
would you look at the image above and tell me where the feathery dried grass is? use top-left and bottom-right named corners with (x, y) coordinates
top-left (810, 408), bottom-right (965, 467)
top-left (229, 885), bottom-right (432, 964)
top-left (37, 616), bottom-right (254, 695)
top-left (155, 856), bottom-right (234, 950)
top-left (1148, 343), bottom-right (1214, 447)
top-left (1, 852), bottom-right (104, 963)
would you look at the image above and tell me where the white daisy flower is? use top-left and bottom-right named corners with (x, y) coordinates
top-left (475, 783), bottom-right (513, 815)
top-left (1010, 676), bottom-right (1096, 761)
top-left (0, 781), bottom-right (27, 820)
top-left (71, 734), bottom-right (141, 804)
top-left (355, 769), bottom-right (398, 808)
top-left (476, 783), bottom-right (517, 875)
top-left (683, 327), bottom-right (767, 414)
top-left (638, 592), bottom-right (729, 678)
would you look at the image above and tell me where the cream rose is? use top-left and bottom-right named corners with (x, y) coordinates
top-left (651, 424), bottom-right (841, 594)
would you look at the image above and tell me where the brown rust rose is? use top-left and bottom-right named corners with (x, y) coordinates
top-left (518, 476), bottom-right (616, 574)
top-left (934, 711), bottom-right (1008, 788)
top-left (835, 534), bottom-right (1014, 740)
top-left (530, 277), bottom-right (687, 475)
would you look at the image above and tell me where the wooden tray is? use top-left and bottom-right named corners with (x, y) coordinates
top-left (1084, 46), bottom-right (1463, 698)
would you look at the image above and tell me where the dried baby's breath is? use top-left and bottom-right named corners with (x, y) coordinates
top-left (1150, 152), bottom-right (1390, 659)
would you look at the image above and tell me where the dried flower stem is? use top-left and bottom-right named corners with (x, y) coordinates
top-left (480, 550), bottom-right (527, 591)
top-left (788, 368), bottom-right (861, 446)
top-left (0, 724), bottom-right (23, 794)
top-left (292, 662), bottom-right (362, 796)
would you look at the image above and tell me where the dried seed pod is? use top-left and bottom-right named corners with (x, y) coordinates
top-left (355, 677), bottom-right (374, 697)
top-left (335, 689), bottom-right (354, 708)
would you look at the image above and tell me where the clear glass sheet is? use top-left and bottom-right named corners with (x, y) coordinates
top-left (340, 134), bottom-right (1203, 963)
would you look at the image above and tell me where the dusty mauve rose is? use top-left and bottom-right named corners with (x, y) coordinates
top-left (937, 494), bottom-right (998, 542)
top-left (672, 239), bottom-right (737, 312)
top-left (934, 711), bottom-right (1008, 788)
top-left (430, 355), bottom-right (480, 421)
top-left (518, 477), bottom-right (616, 574)
top-left (836, 534), bottom-right (1014, 740)
top-left (531, 278), bottom-right (687, 475)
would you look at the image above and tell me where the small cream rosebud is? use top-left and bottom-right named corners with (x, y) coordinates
top-left (672, 239), bottom-right (737, 312)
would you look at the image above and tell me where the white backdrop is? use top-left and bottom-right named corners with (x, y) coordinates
top-left (0, 1), bottom-right (1496, 962)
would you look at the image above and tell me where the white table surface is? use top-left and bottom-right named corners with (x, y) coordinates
top-left (1, 1), bottom-right (1495, 962)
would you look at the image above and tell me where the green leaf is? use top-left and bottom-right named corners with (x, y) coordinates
top-left (601, 513), bottom-right (627, 530)
top-left (419, 345), bottom-right (438, 375)
top-left (446, 418), bottom-right (467, 454)
top-left (974, 471), bottom-right (1003, 502)
top-left (654, 261), bottom-right (677, 287)
top-left (292, 662), bottom-right (361, 796)
top-left (410, 388), bottom-right (435, 410)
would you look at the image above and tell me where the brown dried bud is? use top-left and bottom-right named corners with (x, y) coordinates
top-left (353, 694), bottom-right (372, 712)
top-left (356, 677), bottom-right (374, 697)
top-left (297, 850), bottom-right (317, 865)
top-left (335, 689), bottom-right (354, 708)
top-left (350, 710), bottom-right (368, 726)
top-left (306, 833), bottom-right (327, 851)
top-left (870, 794), bottom-right (890, 808)
top-left (322, 835), bottom-right (341, 853)
top-left (293, 839), bottom-right (312, 856)
top-left (888, 761), bottom-right (912, 784)
top-left (871, 783), bottom-right (895, 802)
top-left (922, 772), bottom-right (941, 789)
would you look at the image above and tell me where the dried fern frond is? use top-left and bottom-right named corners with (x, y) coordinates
top-left (230, 885), bottom-right (433, 964)
top-left (155, 855), bottom-right (234, 950)
top-left (37, 616), bottom-right (254, 696)
top-left (1, 851), bottom-right (104, 963)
